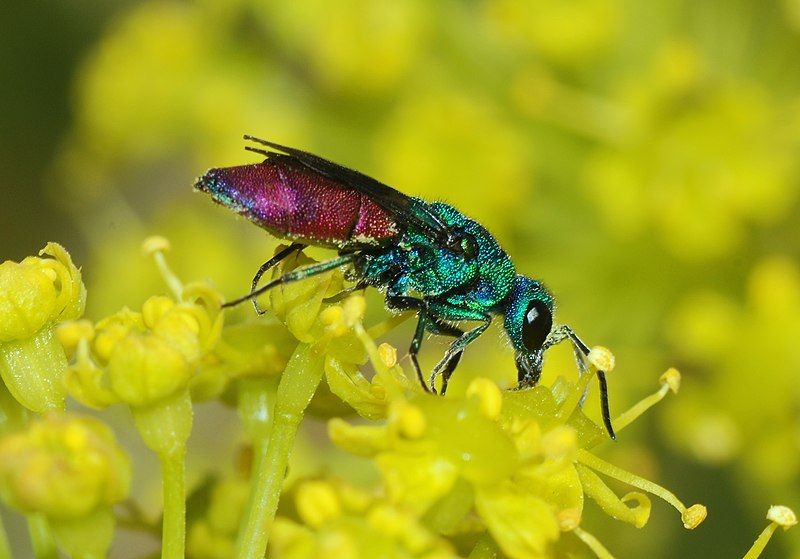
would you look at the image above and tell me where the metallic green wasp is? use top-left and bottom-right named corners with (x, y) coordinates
top-left (196, 136), bottom-right (615, 438)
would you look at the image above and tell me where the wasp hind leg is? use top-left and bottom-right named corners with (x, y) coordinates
top-left (223, 252), bottom-right (356, 310)
top-left (323, 280), bottom-right (369, 303)
top-left (246, 243), bottom-right (307, 314)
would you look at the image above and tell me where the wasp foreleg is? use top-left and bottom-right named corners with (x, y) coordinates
top-left (429, 313), bottom-right (491, 393)
top-left (426, 318), bottom-right (465, 396)
top-left (385, 294), bottom-right (430, 392)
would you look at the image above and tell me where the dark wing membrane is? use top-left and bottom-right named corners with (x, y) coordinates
top-left (243, 135), bottom-right (453, 244)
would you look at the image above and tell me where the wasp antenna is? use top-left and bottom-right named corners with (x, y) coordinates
top-left (563, 327), bottom-right (616, 440)
top-left (567, 329), bottom-right (591, 356)
top-left (597, 371), bottom-right (616, 440)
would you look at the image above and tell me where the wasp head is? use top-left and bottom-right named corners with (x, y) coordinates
top-left (504, 275), bottom-right (555, 387)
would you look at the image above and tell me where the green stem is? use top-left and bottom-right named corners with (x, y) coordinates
top-left (27, 515), bottom-right (57, 559)
top-left (0, 511), bottom-right (11, 559)
top-left (235, 344), bottom-right (325, 559)
top-left (159, 447), bottom-right (186, 559)
top-left (235, 417), bottom-right (295, 559)
top-left (132, 392), bottom-right (192, 559)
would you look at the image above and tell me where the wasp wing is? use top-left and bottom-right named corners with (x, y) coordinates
top-left (243, 135), bottom-right (453, 244)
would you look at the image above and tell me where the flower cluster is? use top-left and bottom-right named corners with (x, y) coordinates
top-left (0, 412), bottom-right (130, 557)
top-left (328, 359), bottom-right (703, 558)
top-left (271, 479), bottom-right (456, 559)
top-left (2, 240), bottom-right (797, 559)
top-left (60, 239), bottom-right (223, 458)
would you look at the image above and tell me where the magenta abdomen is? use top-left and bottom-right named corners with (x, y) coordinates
top-left (195, 157), bottom-right (399, 247)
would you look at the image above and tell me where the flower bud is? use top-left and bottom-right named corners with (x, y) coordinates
top-left (108, 333), bottom-right (191, 407)
top-left (0, 243), bottom-right (85, 343)
top-left (296, 481), bottom-right (342, 528)
top-left (0, 243), bottom-right (86, 411)
top-left (0, 260), bottom-right (58, 342)
top-left (0, 412), bottom-right (130, 519)
top-left (57, 319), bottom-right (95, 360)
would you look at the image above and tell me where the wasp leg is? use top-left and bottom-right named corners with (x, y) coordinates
top-left (426, 305), bottom-right (491, 393)
top-left (545, 325), bottom-right (615, 440)
top-left (223, 253), bottom-right (356, 309)
top-left (426, 319), bottom-right (464, 396)
top-left (385, 295), bottom-right (430, 393)
top-left (323, 280), bottom-right (368, 304)
top-left (249, 243), bottom-right (307, 315)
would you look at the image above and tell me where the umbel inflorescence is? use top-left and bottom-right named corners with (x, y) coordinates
top-left (0, 239), bottom-right (793, 559)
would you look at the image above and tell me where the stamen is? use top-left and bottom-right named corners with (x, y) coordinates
top-left (573, 526), bottom-right (616, 559)
top-left (366, 312), bottom-right (414, 340)
top-left (555, 362), bottom-right (596, 423)
top-left (577, 449), bottom-right (707, 529)
top-left (576, 464), bottom-right (651, 528)
top-left (355, 323), bottom-right (390, 377)
top-left (612, 368), bottom-right (681, 433)
top-left (142, 236), bottom-right (183, 301)
top-left (743, 506), bottom-right (796, 559)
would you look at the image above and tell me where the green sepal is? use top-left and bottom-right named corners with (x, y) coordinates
top-left (0, 327), bottom-right (67, 413)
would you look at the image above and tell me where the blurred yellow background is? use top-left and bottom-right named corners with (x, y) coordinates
top-left (3, 0), bottom-right (800, 557)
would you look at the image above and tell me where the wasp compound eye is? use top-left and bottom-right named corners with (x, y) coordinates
top-left (522, 299), bottom-right (552, 352)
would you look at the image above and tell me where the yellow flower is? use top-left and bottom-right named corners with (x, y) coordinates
top-left (61, 239), bottom-right (224, 457)
top-left (270, 479), bottom-right (456, 559)
top-left (0, 412), bottom-right (129, 518)
top-left (0, 243), bottom-right (85, 412)
top-left (187, 477), bottom-right (251, 559)
top-left (65, 294), bottom-right (221, 411)
top-left (330, 367), bottom-right (704, 559)
top-left (0, 412), bottom-right (129, 558)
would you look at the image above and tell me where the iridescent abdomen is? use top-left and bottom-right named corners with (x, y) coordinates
top-left (195, 156), bottom-right (399, 248)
